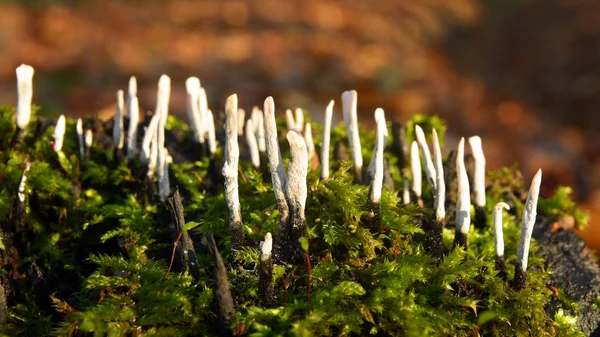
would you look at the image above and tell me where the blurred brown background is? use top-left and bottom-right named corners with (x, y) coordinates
top-left (0, 0), bottom-right (599, 249)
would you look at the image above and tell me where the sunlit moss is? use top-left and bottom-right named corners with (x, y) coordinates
top-left (0, 105), bottom-right (590, 336)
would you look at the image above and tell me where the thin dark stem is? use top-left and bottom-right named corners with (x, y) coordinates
top-left (165, 231), bottom-right (184, 279)
top-left (305, 248), bottom-right (312, 314)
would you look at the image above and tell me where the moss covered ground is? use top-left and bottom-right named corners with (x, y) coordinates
top-left (0, 104), bottom-right (593, 336)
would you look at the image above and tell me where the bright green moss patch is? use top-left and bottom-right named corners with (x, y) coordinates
top-left (0, 104), bottom-right (591, 336)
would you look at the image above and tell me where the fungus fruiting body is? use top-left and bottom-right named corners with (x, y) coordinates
top-left (223, 94), bottom-right (244, 254)
top-left (414, 125), bottom-right (437, 192)
top-left (113, 90), bottom-right (125, 151)
top-left (367, 116), bottom-right (385, 221)
top-left (469, 136), bottom-right (487, 229)
top-left (454, 138), bottom-right (471, 248)
top-left (284, 131), bottom-right (309, 263)
top-left (127, 76), bottom-right (139, 159)
top-left (53, 115), bottom-right (66, 153)
top-left (512, 169), bottom-right (543, 291)
top-left (341, 90), bottom-right (363, 182)
top-left (494, 202), bottom-right (510, 279)
top-left (285, 108), bottom-right (296, 132)
top-left (185, 77), bottom-right (203, 144)
top-left (207, 110), bottom-right (217, 156)
top-left (410, 141), bottom-right (423, 206)
top-left (13, 64), bottom-right (34, 148)
top-left (245, 119), bottom-right (260, 169)
top-left (304, 122), bottom-right (315, 163)
top-left (258, 232), bottom-right (274, 304)
top-left (263, 97), bottom-right (291, 262)
top-left (320, 100), bottom-right (334, 180)
top-left (76, 118), bottom-right (84, 161)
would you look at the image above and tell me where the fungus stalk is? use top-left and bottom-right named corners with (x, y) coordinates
top-left (410, 141), bottom-right (423, 206)
top-left (223, 94), bottom-right (244, 254)
top-left (258, 232), bottom-right (273, 304)
top-left (76, 118), bottom-right (84, 161)
top-left (494, 202), bottom-right (510, 280)
top-left (127, 76), bottom-right (139, 160)
top-left (156, 76), bottom-right (170, 197)
top-left (454, 138), bottom-right (471, 249)
top-left (511, 169), bottom-right (542, 291)
top-left (185, 77), bottom-right (204, 146)
top-left (285, 131), bottom-right (309, 263)
top-left (402, 179), bottom-right (410, 206)
top-left (341, 90), bottom-right (363, 182)
top-left (367, 117), bottom-right (385, 222)
top-left (140, 113), bottom-right (160, 166)
top-left (366, 108), bottom-right (388, 184)
top-left (432, 129), bottom-right (446, 223)
top-left (294, 108), bottom-right (304, 133)
top-left (53, 115), bottom-right (66, 153)
top-left (245, 119), bottom-right (260, 169)
top-left (237, 108), bottom-right (245, 136)
top-left (304, 122), bottom-right (316, 164)
top-left (12, 64), bottom-right (34, 149)
top-left (264, 97), bottom-right (290, 262)
top-left (158, 147), bottom-right (171, 200)
top-left (320, 100), bottom-right (334, 180)
top-left (85, 129), bottom-right (93, 162)
top-left (285, 109), bottom-right (296, 132)
top-left (422, 128), bottom-right (445, 259)
top-left (11, 162), bottom-right (31, 232)
top-left (113, 90), bottom-right (125, 151)
top-left (253, 107), bottom-right (266, 153)
top-left (391, 121), bottom-right (408, 169)
top-left (199, 87), bottom-right (209, 140)
top-left (414, 125), bottom-right (436, 190)
top-left (469, 136), bottom-right (487, 229)
top-left (207, 110), bottom-right (217, 156)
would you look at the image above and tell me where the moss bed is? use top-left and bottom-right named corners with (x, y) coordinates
top-left (0, 101), bottom-right (598, 336)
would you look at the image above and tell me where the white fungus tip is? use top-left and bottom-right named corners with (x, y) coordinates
top-left (287, 130), bottom-right (306, 151)
top-left (16, 64), bottom-right (35, 129)
top-left (285, 108), bottom-right (296, 132)
top-left (495, 202), bottom-right (510, 211)
top-left (294, 108), bottom-right (304, 133)
top-left (76, 118), bottom-right (83, 134)
top-left (158, 75), bottom-right (171, 90)
top-left (128, 76), bottom-right (137, 97)
top-left (53, 115), bottom-right (66, 152)
top-left (85, 129), bottom-right (93, 148)
top-left (261, 232), bottom-right (273, 256)
top-left (186, 77), bottom-right (201, 94)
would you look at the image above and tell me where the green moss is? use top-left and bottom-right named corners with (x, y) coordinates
top-left (0, 106), bottom-right (590, 336)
